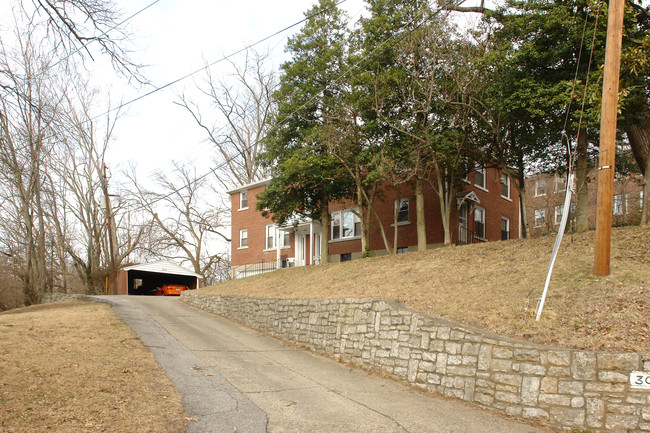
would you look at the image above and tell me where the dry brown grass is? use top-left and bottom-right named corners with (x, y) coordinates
top-left (0, 302), bottom-right (188, 433)
top-left (200, 225), bottom-right (649, 352)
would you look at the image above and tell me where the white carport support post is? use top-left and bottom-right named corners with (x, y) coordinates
top-left (309, 222), bottom-right (313, 266)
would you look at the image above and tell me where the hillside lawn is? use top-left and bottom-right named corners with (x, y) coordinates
top-left (200, 225), bottom-right (649, 352)
top-left (0, 302), bottom-right (188, 433)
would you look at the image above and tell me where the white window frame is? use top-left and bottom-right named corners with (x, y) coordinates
top-left (613, 194), bottom-right (624, 215)
top-left (474, 206), bottom-right (486, 239)
top-left (474, 163), bottom-right (487, 190)
top-left (395, 198), bottom-right (409, 224)
top-left (331, 209), bottom-right (361, 241)
top-left (501, 217), bottom-right (510, 241)
top-left (534, 209), bottom-right (546, 228)
top-left (239, 229), bottom-right (248, 248)
top-left (535, 179), bottom-right (546, 197)
top-left (500, 174), bottom-right (511, 200)
top-left (265, 224), bottom-right (289, 250)
top-left (240, 190), bottom-right (248, 209)
top-left (554, 205), bottom-right (564, 225)
top-left (554, 176), bottom-right (566, 193)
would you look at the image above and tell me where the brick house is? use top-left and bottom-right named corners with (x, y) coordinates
top-left (525, 171), bottom-right (644, 237)
top-left (228, 166), bottom-right (521, 279)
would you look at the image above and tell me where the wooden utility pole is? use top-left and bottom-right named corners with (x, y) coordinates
top-left (102, 163), bottom-right (118, 294)
top-left (594, 0), bottom-right (626, 276)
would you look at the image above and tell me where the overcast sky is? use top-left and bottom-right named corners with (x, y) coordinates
top-left (104, 0), bottom-right (368, 186)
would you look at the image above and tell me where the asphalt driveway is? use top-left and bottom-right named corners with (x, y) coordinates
top-left (95, 296), bottom-right (555, 433)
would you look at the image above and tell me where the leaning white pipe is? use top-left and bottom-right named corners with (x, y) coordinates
top-left (537, 173), bottom-right (575, 321)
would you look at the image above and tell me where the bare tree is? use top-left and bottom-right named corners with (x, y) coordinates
top-left (177, 49), bottom-right (276, 189)
top-left (127, 162), bottom-right (229, 280)
top-left (45, 85), bottom-right (147, 294)
top-left (0, 30), bottom-right (61, 304)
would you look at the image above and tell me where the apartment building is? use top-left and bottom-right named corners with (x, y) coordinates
top-left (229, 166), bottom-right (521, 279)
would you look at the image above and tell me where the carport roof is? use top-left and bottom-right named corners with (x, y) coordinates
top-left (121, 260), bottom-right (202, 279)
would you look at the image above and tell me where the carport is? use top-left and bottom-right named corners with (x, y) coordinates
top-left (116, 260), bottom-right (202, 296)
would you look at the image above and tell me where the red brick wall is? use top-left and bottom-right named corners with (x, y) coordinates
top-left (230, 184), bottom-right (296, 267)
top-left (230, 168), bottom-right (520, 266)
top-left (525, 172), bottom-right (643, 237)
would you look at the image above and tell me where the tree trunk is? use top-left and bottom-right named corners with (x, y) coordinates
top-left (357, 178), bottom-right (370, 255)
top-left (627, 123), bottom-right (650, 225)
top-left (575, 128), bottom-right (590, 232)
top-left (516, 156), bottom-right (529, 238)
top-left (320, 205), bottom-right (329, 264)
top-left (642, 156), bottom-right (650, 225)
top-left (415, 177), bottom-right (427, 251)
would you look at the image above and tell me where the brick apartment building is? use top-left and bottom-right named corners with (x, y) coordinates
top-left (228, 165), bottom-right (521, 279)
top-left (525, 171), bottom-right (644, 237)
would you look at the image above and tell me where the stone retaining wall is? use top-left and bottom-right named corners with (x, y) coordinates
top-left (182, 293), bottom-right (650, 433)
top-left (41, 293), bottom-right (90, 303)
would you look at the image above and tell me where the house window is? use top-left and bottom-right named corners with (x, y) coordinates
top-left (240, 191), bottom-right (248, 209)
top-left (501, 217), bottom-right (510, 241)
top-left (474, 207), bottom-right (486, 239)
top-left (534, 209), bottom-right (546, 228)
top-left (340, 253), bottom-right (352, 262)
top-left (331, 209), bottom-right (360, 240)
top-left (397, 247), bottom-right (408, 254)
top-left (475, 164), bottom-right (486, 189)
top-left (554, 205), bottom-right (564, 225)
top-left (266, 225), bottom-right (289, 249)
top-left (613, 195), bottom-right (624, 215)
top-left (239, 229), bottom-right (248, 248)
top-left (395, 198), bottom-right (409, 223)
top-left (500, 174), bottom-right (510, 199)
top-left (555, 176), bottom-right (566, 193)
top-left (535, 179), bottom-right (546, 197)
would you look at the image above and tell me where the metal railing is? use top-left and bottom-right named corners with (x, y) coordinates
top-left (235, 259), bottom-right (294, 279)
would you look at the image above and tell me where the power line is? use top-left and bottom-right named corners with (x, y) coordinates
top-left (0, 0), bottom-right (162, 102)
top-left (125, 0), bottom-right (457, 215)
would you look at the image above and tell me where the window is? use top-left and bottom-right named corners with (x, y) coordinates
top-left (501, 217), bottom-right (510, 241)
top-left (535, 179), bottom-right (546, 197)
top-left (340, 253), bottom-right (352, 262)
top-left (331, 209), bottom-right (360, 240)
top-left (474, 207), bottom-right (486, 239)
top-left (239, 229), bottom-right (248, 248)
top-left (641, 191), bottom-right (644, 209)
top-left (475, 164), bottom-right (486, 189)
top-left (395, 198), bottom-right (409, 223)
top-left (240, 191), bottom-right (248, 209)
top-left (397, 247), bottom-right (408, 254)
top-left (613, 195), bottom-right (624, 215)
top-left (534, 209), bottom-right (546, 228)
top-left (500, 174), bottom-right (510, 199)
top-left (554, 205), bottom-right (564, 225)
top-left (266, 225), bottom-right (289, 249)
top-left (555, 176), bottom-right (566, 193)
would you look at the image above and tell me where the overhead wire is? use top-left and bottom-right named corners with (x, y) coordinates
top-left (533, 1), bottom-right (603, 321)
top-left (123, 0), bottom-right (459, 214)
top-left (0, 0), bottom-right (162, 102)
top-left (141, 0), bottom-right (370, 182)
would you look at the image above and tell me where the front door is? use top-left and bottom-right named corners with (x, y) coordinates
top-left (304, 234), bottom-right (311, 265)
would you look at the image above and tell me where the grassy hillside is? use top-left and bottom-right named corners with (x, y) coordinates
top-left (0, 302), bottom-right (187, 433)
top-left (199, 225), bottom-right (649, 352)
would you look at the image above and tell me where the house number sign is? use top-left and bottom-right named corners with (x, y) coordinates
top-left (630, 371), bottom-right (650, 389)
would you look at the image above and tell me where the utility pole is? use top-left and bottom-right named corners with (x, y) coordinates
top-left (594, 0), bottom-right (626, 276)
top-left (102, 163), bottom-right (118, 294)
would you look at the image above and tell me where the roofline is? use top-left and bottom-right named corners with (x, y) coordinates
top-left (226, 178), bottom-right (271, 195)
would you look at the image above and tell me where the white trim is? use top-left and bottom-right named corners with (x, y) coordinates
top-left (226, 178), bottom-right (271, 195)
top-left (329, 236), bottom-right (361, 244)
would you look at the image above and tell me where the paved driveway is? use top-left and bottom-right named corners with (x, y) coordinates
top-left (97, 296), bottom-right (556, 433)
